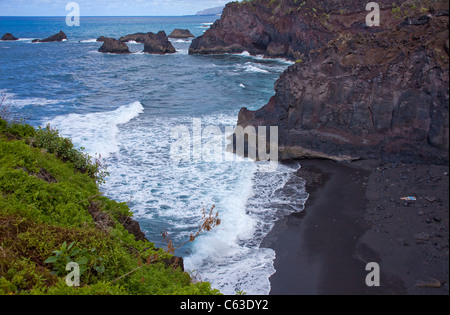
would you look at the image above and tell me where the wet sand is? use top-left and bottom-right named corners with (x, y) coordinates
top-left (262, 159), bottom-right (449, 295)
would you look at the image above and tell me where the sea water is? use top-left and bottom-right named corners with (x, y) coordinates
top-left (0, 16), bottom-right (308, 295)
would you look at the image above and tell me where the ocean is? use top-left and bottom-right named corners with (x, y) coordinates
top-left (0, 16), bottom-right (309, 295)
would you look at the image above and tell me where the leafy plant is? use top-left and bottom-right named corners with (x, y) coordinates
top-left (44, 242), bottom-right (90, 276)
top-left (30, 124), bottom-right (109, 184)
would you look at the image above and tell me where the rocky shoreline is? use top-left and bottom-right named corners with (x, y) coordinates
top-left (188, 0), bottom-right (449, 165)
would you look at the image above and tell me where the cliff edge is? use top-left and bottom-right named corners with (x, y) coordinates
top-left (192, 0), bottom-right (449, 164)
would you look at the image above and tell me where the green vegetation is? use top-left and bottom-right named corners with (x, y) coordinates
top-left (0, 115), bottom-right (220, 295)
top-left (391, 0), bottom-right (434, 19)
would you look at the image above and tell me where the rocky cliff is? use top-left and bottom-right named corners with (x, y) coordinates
top-left (192, 0), bottom-right (449, 164)
top-left (190, 0), bottom-right (407, 59)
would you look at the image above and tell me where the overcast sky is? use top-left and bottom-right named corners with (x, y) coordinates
top-left (0, 0), bottom-right (230, 16)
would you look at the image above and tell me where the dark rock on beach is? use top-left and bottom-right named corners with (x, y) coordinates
top-left (1, 33), bottom-right (18, 41)
top-left (32, 31), bottom-right (68, 43)
top-left (98, 38), bottom-right (131, 54)
top-left (143, 31), bottom-right (176, 54)
top-left (168, 29), bottom-right (195, 39)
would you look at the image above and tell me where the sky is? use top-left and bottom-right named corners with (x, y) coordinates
top-left (0, 0), bottom-right (230, 16)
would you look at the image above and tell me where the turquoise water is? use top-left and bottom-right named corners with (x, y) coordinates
top-left (0, 16), bottom-right (308, 294)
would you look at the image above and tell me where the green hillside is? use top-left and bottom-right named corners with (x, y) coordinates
top-left (0, 118), bottom-right (220, 295)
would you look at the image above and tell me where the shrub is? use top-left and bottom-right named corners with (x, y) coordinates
top-left (30, 125), bottom-right (109, 185)
top-left (0, 122), bottom-right (222, 295)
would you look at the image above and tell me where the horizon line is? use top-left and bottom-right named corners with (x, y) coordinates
top-left (0, 15), bottom-right (220, 18)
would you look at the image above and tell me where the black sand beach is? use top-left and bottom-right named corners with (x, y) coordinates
top-left (263, 159), bottom-right (449, 295)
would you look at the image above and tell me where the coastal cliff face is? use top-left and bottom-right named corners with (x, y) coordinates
top-left (191, 0), bottom-right (449, 164)
top-left (190, 0), bottom-right (407, 59)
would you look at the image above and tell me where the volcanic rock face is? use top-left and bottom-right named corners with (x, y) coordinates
top-left (192, 0), bottom-right (449, 164)
top-left (1, 33), bottom-right (18, 41)
top-left (238, 7), bottom-right (449, 164)
top-left (117, 31), bottom-right (175, 54)
top-left (189, 0), bottom-right (406, 59)
top-left (32, 31), bottom-right (67, 43)
top-left (98, 38), bottom-right (131, 54)
top-left (96, 36), bottom-right (108, 42)
top-left (143, 31), bottom-right (176, 54)
top-left (168, 29), bottom-right (195, 39)
top-left (119, 32), bottom-right (152, 43)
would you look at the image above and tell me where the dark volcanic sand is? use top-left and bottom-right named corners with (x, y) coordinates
top-left (262, 159), bottom-right (449, 295)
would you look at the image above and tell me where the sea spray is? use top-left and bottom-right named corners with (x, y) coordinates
top-left (48, 101), bottom-right (144, 158)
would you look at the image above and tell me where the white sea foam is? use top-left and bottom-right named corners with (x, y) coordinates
top-left (0, 38), bottom-right (34, 42)
top-left (44, 101), bottom-right (306, 295)
top-left (185, 162), bottom-right (307, 295)
top-left (0, 90), bottom-right (61, 109)
top-left (233, 51), bottom-right (295, 65)
top-left (244, 64), bottom-right (269, 74)
top-left (47, 101), bottom-right (144, 158)
top-left (79, 39), bottom-right (98, 43)
top-left (170, 39), bottom-right (192, 43)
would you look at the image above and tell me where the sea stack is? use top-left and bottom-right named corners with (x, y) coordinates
top-left (96, 36), bottom-right (108, 42)
top-left (119, 32), bottom-right (152, 43)
top-left (98, 38), bottom-right (131, 54)
top-left (168, 29), bottom-right (195, 39)
top-left (1, 33), bottom-right (18, 41)
top-left (32, 31), bottom-right (68, 43)
top-left (143, 31), bottom-right (176, 54)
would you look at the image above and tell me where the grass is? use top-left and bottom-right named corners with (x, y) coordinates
top-left (0, 116), bottom-right (221, 295)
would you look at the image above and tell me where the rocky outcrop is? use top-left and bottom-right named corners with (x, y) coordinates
top-left (119, 32), bottom-right (151, 43)
top-left (168, 29), bottom-right (195, 39)
top-left (118, 214), bottom-right (148, 242)
top-left (237, 5), bottom-right (449, 164)
top-left (1, 33), bottom-right (18, 41)
top-left (32, 31), bottom-right (67, 43)
top-left (143, 31), bottom-right (176, 54)
top-left (189, 0), bottom-right (408, 59)
top-left (98, 38), bottom-right (131, 54)
top-left (117, 31), bottom-right (176, 54)
top-left (96, 36), bottom-right (108, 42)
